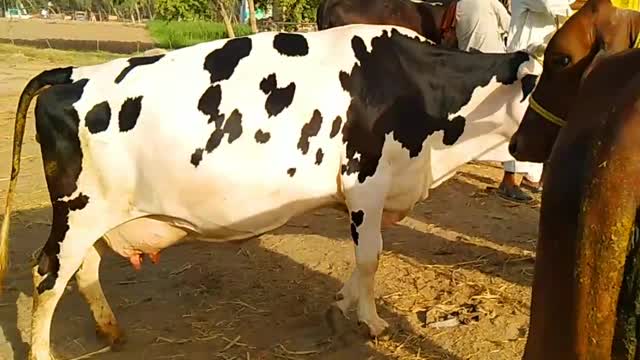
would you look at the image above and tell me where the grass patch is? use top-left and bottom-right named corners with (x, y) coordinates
top-left (0, 43), bottom-right (123, 66)
top-left (147, 20), bottom-right (253, 49)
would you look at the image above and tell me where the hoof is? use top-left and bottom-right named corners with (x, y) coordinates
top-left (357, 317), bottom-right (390, 339)
top-left (96, 324), bottom-right (126, 351)
top-left (325, 305), bottom-right (348, 335)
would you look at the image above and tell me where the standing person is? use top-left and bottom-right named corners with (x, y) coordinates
top-left (494, 0), bottom-right (579, 202)
top-left (507, 0), bottom-right (577, 52)
top-left (455, 0), bottom-right (511, 53)
top-left (455, 0), bottom-right (541, 203)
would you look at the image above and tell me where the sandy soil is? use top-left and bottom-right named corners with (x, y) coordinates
top-left (0, 18), bottom-right (152, 42)
top-left (0, 44), bottom-right (541, 360)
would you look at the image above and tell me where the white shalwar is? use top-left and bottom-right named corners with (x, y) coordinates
top-left (503, 0), bottom-right (574, 181)
top-left (455, 0), bottom-right (543, 182)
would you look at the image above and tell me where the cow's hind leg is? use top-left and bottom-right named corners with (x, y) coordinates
top-left (31, 199), bottom-right (123, 360)
top-left (75, 240), bottom-right (125, 349)
top-left (328, 166), bottom-right (390, 338)
top-left (29, 81), bottom-right (130, 359)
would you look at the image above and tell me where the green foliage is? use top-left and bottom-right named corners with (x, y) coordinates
top-left (155, 0), bottom-right (211, 20)
top-left (147, 20), bottom-right (253, 48)
top-left (277, 0), bottom-right (321, 22)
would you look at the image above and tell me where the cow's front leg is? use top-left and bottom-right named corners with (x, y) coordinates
top-left (330, 165), bottom-right (390, 338)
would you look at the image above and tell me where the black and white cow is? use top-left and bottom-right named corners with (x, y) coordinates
top-left (0, 24), bottom-right (539, 359)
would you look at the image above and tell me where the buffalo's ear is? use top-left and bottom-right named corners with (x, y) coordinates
top-left (581, 48), bottom-right (608, 85)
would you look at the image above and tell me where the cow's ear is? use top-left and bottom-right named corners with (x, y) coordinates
top-left (516, 43), bottom-right (544, 80)
top-left (525, 42), bottom-right (546, 62)
top-left (517, 54), bottom-right (543, 80)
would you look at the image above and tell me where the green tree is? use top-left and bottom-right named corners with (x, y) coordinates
top-left (268, 0), bottom-right (319, 22)
top-left (156, 0), bottom-right (210, 20)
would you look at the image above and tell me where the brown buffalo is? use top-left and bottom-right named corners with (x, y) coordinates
top-left (505, 0), bottom-right (640, 357)
top-left (525, 48), bottom-right (640, 359)
top-left (508, 0), bottom-right (640, 162)
top-left (316, 0), bottom-right (459, 46)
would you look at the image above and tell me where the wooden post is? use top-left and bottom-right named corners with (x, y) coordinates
top-left (247, 0), bottom-right (257, 33)
top-left (218, 0), bottom-right (235, 38)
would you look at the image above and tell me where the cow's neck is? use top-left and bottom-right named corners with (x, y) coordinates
top-left (426, 75), bottom-right (527, 188)
top-left (401, 46), bottom-right (530, 187)
top-left (405, 45), bottom-right (530, 119)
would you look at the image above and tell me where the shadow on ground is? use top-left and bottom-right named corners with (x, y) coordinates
top-left (0, 206), bottom-right (462, 360)
top-left (277, 176), bottom-right (538, 288)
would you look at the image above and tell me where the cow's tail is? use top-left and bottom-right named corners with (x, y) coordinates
top-left (0, 67), bottom-right (74, 293)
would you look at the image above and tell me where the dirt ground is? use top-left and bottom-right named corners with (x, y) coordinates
top-left (0, 44), bottom-right (541, 360)
top-left (0, 18), bottom-right (152, 42)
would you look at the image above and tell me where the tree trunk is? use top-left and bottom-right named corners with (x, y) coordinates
top-left (135, 3), bottom-right (141, 22)
top-left (146, 0), bottom-right (154, 20)
top-left (272, 0), bottom-right (282, 21)
top-left (218, 0), bottom-right (235, 38)
top-left (247, 0), bottom-right (257, 33)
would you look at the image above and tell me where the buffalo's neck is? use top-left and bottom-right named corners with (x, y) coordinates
top-left (524, 132), bottom-right (590, 358)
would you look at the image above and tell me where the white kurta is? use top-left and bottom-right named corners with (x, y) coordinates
top-left (506, 0), bottom-right (574, 51)
top-left (455, 0), bottom-right (511, 53)
top-left (455, 0), bottom-right (544, 182)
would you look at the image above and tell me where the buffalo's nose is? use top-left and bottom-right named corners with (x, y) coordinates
top-left (508, 137), bottom-right (518, 156)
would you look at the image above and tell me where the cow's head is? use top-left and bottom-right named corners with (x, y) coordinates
top-left (508, 0), bottom-right (639, 162)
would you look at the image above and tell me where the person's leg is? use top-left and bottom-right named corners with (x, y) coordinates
top-left (498, 161), bottom-right (533, 202)
top-left (453, 0), bottom-right (480, 51)
top-left (520, 162), bottom-right (544, 192)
